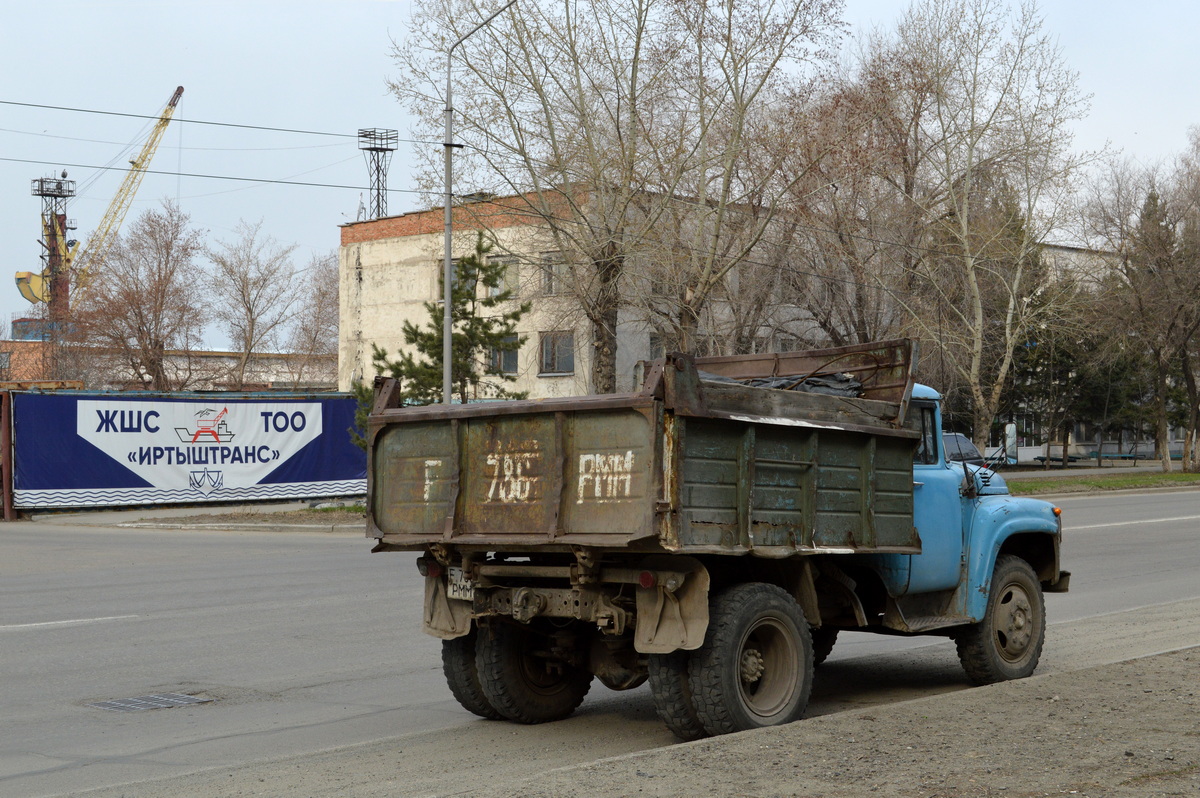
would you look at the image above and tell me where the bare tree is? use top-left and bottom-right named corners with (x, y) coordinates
top-left (281, 250), bottom-right (339, 388)
top-left (843, 0), bottom-right (1094, 446)
top-left (630, 1), bottom-right (843, 354)
top-left (208, 220), bottom-right (299, 389)
top-left (71, 201), bottom-right (209, 390)
top-left (774, 74), bottom-right (916, 348)
top-left (391, 0), bottom-right (842, 391)
top-left (1082, 157), bottom-right (1200, 472)
top-left (393, 0), bottom-right (678, 393)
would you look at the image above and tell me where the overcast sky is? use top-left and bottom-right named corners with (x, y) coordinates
top-left (1, 0), bottom-right (1195, 349)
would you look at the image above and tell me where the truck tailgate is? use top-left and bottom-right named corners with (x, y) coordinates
top-left (370, 401), bottom-right (659, 547)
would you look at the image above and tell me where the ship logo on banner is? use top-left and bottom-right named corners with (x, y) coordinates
top-left (176, 407), bottom-right (235, 443)
top-left (77, 401), bottom-right (324, 499)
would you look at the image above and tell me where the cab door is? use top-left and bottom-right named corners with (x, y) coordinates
top-left (908, 401), bottom-right (967, 593)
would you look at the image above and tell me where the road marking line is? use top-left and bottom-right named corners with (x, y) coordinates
top-left (0, 614), bottom-right (138, 630)
top-left (1071, 514), bottom-right (1200, 530)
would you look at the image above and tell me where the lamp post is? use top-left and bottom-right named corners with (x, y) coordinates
top-left (443, 0), bottom-right (517, 404)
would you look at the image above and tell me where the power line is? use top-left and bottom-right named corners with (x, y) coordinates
top-left (0, 98), bottom-right (439, 146)
top-left (0, 156), bottom-right (426, 195)
top-left (0, 126), bottom-right (351, 152)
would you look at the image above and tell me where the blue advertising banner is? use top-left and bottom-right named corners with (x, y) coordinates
top-left (12, 392), bottom-right (366, 508)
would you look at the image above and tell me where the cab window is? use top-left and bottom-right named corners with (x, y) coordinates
top-left (913, 404), bottom-right (939, 465)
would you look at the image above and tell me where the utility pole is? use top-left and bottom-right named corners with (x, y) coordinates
top-left (443, 0), bottom-right (517, 404)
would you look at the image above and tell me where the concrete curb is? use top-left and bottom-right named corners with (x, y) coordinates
top-left (114, 521), bottom-right (367, 534)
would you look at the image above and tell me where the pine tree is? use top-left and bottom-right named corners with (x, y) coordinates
top-left (350, 234), bottom-right (530, 448)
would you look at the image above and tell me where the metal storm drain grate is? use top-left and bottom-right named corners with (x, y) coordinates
top-left (89, 693), bottom-right (213, 712)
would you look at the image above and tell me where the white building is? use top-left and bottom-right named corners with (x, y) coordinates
top-left (340, 199), bottom-right (634, 397)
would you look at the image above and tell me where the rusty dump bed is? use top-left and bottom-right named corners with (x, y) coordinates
top-left (367, 339), bottom-right (921, 557)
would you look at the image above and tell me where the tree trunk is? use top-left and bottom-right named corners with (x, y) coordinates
top-left (1179, 348), bottom-right (1199, 472)
top-left (1154, 350), bottom-right (1173, 473)
top-left (590, 318), bottom-right (618, 395)
top-left (589, 247), bottom-right (622, 395)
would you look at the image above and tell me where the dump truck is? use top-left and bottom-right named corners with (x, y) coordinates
top-left (365, 339), bottom-right (1069, 739)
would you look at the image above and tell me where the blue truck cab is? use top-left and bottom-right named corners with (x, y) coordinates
top-left (856, 383), bottom-right (1069, 684)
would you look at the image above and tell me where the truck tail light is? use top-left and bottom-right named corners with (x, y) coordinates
top-left (417, 557), bottom-right (444, 579)
top-left (638, 570), bottom-right (657, 589)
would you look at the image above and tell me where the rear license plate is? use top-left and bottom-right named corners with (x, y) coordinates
top-left (447, 566), bottom-right (474, 601)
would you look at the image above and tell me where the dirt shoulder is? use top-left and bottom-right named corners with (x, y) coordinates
top-left (75, 646), bottom-right (1199, 798)
top-left (481, 647), bottom-right (1199, 798)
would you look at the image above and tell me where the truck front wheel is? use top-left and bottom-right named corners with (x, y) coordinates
top-left (475, 619), bottom-right (593, 724)
top-left (687, 583), bottom-right (813, 736)
top-left (955, 554), bottom-right (1046, 685)
top-left (441, 627), bottom-right (502, 720)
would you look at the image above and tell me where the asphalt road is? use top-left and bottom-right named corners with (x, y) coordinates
top-left (2, 488), bottom-right (1199, 797)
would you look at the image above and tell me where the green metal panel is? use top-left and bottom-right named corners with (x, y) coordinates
top-left (459, 414), bottom-right (559, 538)
top-left (678, 417), bottom-right (916, 553)
top-left (678, 420), bottom-right (742, 548)
top-left (370, 421), bottom-right (458, 538)
top-left (749, 426), bottom-right (817, 549)
top-left (560, 409), bottom-right (657, 540)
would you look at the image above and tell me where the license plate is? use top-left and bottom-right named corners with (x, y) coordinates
top-left (447, 566), bottom-right (474, 601)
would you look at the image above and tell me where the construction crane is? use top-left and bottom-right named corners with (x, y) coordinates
top-left (16, 85), bottom-right (185, 313)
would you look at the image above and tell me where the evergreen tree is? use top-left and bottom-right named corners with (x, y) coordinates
top-left (350, 234), bottom-right (530, 448)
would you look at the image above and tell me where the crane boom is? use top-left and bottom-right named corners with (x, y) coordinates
top-left (73, 85), bottom-right (185, 283)
top-left (15, 85), bottom-right (184, 306)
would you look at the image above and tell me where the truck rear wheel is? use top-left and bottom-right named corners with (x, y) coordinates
top-left (688, 583), bottom-right (813, 736)
top-left (956, 555), bottom-right (1046, 685)
top-left (475, 619), bottom-right (593, 724)
top-left (811, 626), bottom-right (838, 666)
top-left (648, 652), bottom-right (707, 741)
top-left (441, 628), bottom-right (502, 720)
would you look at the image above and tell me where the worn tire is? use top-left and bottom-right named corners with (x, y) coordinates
top-left (956, 555), bottom-right (1046, 686)
top-left (687, 583), bottom-right (813, 736)
top-left (811, 627), bottom-right (838, 667)
top-left (648, 651), bottom-right (707, 741)
top-left (475, 620), bottom-right (593, 724)
top-left (442, 628), bottom-right (502, 720)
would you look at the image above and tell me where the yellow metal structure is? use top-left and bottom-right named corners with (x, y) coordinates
top-left (16, 85), bottom-right (185, 306)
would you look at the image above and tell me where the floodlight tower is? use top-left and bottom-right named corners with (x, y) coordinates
top-left (358, 129), bottom-right (398, 219)
top-left (30, 173), bottom-right (77, 332)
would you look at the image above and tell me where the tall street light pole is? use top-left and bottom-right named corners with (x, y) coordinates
top-left (443, 0), bottom-right (518, 404)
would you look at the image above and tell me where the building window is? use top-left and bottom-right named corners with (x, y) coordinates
top-left (0, 351), bottom-right (9, 373)
top-left (776, 335), bottom-right (801, 352)
top-left (488, 256), bottom-right (519, 298)
top-left (539, 331), bottom-right (574, 375)
top-left (542, 252), bottom-right (569, 295)
top-left (489, 335), bottom-right (519, 375)
top-left (438, 257), bottom-right (468, 297)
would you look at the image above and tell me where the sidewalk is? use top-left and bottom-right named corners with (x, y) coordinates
top-left (998, 461), bottom-right (1171, 479)
top-left (23, 499), bottom-right (367, 534)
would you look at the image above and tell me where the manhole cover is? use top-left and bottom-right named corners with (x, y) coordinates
top-left (89, 693), bottom-right (212, 712)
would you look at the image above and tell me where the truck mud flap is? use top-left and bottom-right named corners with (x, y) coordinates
top-left (634, 556), bottom-right (710, 654)
top-left (423, 574), bottom-right (472, 639)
